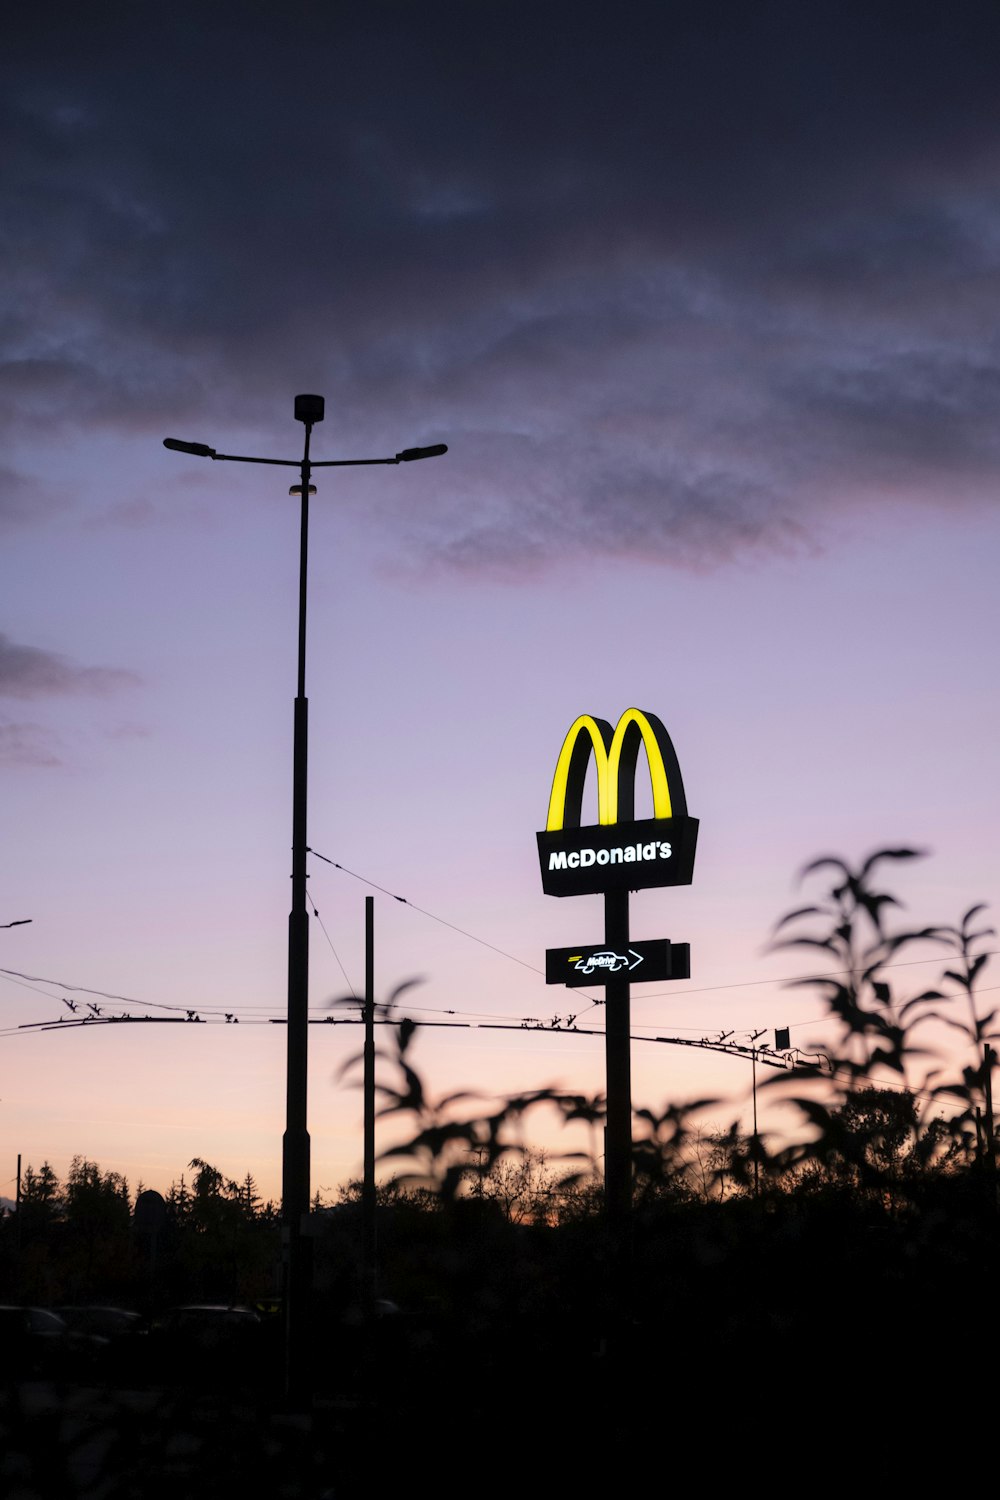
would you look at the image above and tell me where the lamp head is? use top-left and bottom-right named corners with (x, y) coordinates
top-left (163, 438), bottom-right (215, 458)
top-left (396, 443), bottom-right (448, 462)
top-left (294, 394), bottom-right (325, 425)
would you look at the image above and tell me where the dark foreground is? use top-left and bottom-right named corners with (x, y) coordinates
top-left (3, 1188), bottom-right (995, 1500)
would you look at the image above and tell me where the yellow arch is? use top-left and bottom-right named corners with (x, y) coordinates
top-left (606, 707), bottom-right (673, 823)
top-left (545, 708), bottom-right (677, 830)
top-left (545, 715), bottom-right (611, 830)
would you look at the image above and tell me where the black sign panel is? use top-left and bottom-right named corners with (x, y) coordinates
top-left (537, 816), bottom-right (698, 898)
top-left (546, 938), bottom-right (687, 988)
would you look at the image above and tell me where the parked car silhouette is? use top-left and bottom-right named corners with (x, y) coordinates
top-left (0, 1305), bottom-right (83, 1376)
top-left (149, 1304), bottom-right (269, 1387)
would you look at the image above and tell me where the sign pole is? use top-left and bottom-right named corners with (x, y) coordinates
top-left (603, 888), bottom-right (633, 1234)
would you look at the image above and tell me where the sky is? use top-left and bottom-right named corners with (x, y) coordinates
top-left (2, 0), bottom-right (998, 1205)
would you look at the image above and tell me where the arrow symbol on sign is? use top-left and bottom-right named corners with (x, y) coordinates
top-left (628, 950), bottom-right (644, 970)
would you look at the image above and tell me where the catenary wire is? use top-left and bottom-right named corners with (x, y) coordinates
top-left (2, 851), bottom-right (993, 1037)
top-left (0, 1007), bottom-right (980, 1116)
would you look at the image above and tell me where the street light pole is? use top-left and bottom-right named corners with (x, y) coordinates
top-left (285, 392), bottom-right (318, 1403)
top-left (164, 396), bottom-right (446, 1403)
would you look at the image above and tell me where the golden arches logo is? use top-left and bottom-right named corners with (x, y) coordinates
top-left (545, 708), bottom-right (688, 832)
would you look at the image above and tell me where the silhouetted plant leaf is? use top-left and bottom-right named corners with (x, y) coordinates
top-left (858, 847), bottom-right (926, 873)
top-left (898, 990), bottom-right (947, 1018)
top-left (799, 855), bottom-right (853, 881)
top-left (772, 905), bottom-right (825, 932)
top-left (772, 935), bottom-right (841, 955)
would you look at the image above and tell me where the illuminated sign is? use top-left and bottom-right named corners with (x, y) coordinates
top-left (537, 708), bottom-right (698, 897)
top-left (545, 939), bottom-right (688, 987)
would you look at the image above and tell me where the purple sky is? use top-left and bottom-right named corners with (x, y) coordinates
top-left (3, 1), bottom-right (998, 1202)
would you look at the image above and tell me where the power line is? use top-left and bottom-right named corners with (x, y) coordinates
top-left (305, 887), bottom-right (356, 998)
top-left (308, 847), bottom-right (544, 976)
top-left (7, 1008), bottom-right (973, 1116)
top-left (0, 967), bottom-right (199, 1015)
top-left (1, 852), bottom-right (992, 1040)
top-left (307, 846), bottom-right (994, 1004)
top-left (0, 1008), bottom-right (792, 1069)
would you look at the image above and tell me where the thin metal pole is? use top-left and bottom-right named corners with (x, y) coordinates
top-left (363, 896), bottom-right (376, 1301)
top-left (752, 1050), bottom-right (760, 1200)
top-left (282, 423), bottom-right (313, 1404)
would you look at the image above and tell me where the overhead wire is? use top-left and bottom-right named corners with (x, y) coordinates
top-left (305, 850), bottom-right (995, 1032)
top-left (308, 846), bottom-right (545, 976)
top-left (2, 852), bottom-right (993, 1042)
top-left (305, 886), bottom-right (356, 998)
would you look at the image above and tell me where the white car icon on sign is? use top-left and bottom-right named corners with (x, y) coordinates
top-left (573, 950), bottom-right (630, 975)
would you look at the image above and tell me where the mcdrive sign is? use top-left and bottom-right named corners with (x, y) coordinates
top-left (536, 708), bottom-right (698, 897)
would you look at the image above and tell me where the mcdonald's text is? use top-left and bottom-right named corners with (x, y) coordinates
top-left (547, 840), bottom-right (672, 871)
top-left (537, 815), bottom-right (698, 897)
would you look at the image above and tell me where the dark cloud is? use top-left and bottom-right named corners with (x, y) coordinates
top-left (5, 0), bottom-right (1000, 567)
top-left (0, 633), bottom-right (140, 701)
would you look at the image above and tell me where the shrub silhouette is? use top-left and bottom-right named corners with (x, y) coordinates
top-left (765, 847), bottom-right (995, 1195)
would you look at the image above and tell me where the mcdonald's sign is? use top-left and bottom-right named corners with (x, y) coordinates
top-left (536, 708), bottom-right (698, 897)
